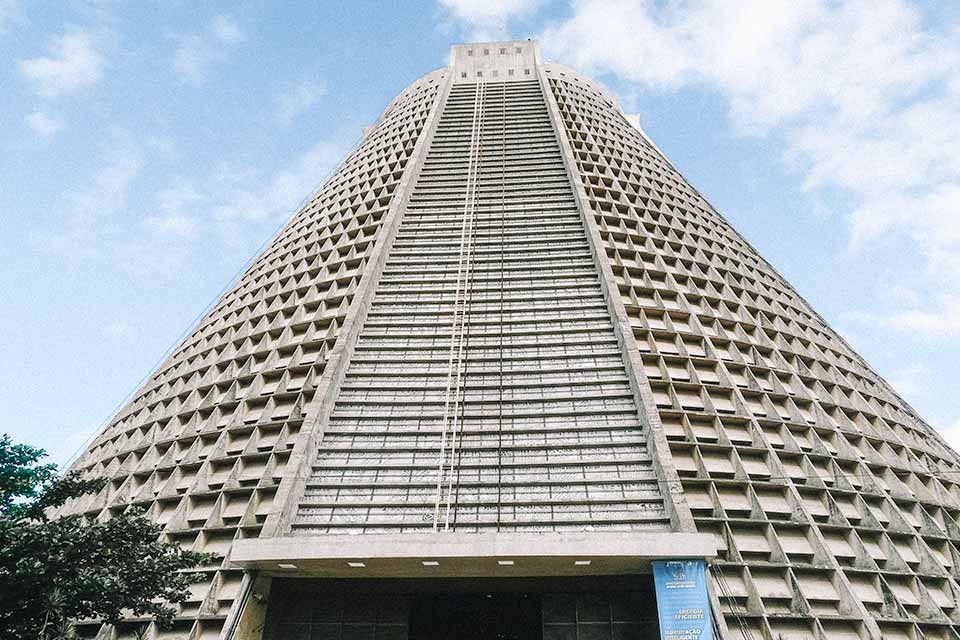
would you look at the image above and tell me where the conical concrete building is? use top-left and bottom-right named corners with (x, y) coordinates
top-left (64, 41), bottom-right (960, 640)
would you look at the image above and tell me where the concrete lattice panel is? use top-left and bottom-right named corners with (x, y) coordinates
top-left (543, 62), bottom-right (960, 639)
top-left (62, 69), bottom-right (446, 640)
top-left (61, 41), bottom-right (960, 640)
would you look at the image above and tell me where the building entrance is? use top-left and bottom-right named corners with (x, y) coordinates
top-left (408, 593), bottom-right (540, 640)
top-left (262, 576), bottom-right (661, 640)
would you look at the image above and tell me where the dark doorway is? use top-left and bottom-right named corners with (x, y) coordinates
top-left (409, 592), bottom-right (541, 640)
top-left (263, 576), bottom-right (660, 640)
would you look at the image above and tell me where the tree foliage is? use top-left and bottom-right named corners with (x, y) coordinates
top-left (0, 434), bottom-right (213, 639)
top-left (0, 434), bottom-right (58, 518)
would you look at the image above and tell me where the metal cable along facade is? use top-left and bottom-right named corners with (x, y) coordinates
top-left (295, 77), bottom-right (667, 536)
top-left (63, 42), bottom-right (960, 640)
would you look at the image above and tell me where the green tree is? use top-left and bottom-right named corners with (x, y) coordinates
top-left (0, 434), bottom-right (213, 639)
top-left (0, 435), bottom-right (57, 518)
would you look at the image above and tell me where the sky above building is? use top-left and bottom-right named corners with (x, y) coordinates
top-left (1, 0), bottom-right (958, 467)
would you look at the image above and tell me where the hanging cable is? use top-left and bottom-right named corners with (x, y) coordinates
top-left (711, 563), bottom-right (753, 640)
top-left (444, 81), bottom-right (485, 530)
top-left (497, 82), bottom-right (507, 531)
top-left (435, 81), bottom-right (485, 530)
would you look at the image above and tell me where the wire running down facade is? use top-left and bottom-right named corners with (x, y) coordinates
top-left (64, 41), bottom-right (960, 640)
top-left (295, 78), bottom-right (667, 536)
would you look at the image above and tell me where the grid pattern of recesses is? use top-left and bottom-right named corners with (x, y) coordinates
top-left (547, 67), bottom-right (960, 640)
top-left (60, 72), bottom-right (443, 640)
top-left (294, 79), bottom-right (667, 534)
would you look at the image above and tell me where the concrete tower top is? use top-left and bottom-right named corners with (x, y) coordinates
top-left (449, 39), bottom-right (541, 83)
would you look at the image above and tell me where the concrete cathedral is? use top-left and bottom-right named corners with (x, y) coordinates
top-left (63, 41), bottom-right (960, 640)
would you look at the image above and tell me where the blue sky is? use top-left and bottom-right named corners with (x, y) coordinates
top-left (2, 0), bottom-right (958, 467)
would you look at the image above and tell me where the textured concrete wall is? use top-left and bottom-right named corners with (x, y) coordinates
top-left (60, 39), bottom-right (960, 640)
top-left (544, 61), bottom-right (960, 640)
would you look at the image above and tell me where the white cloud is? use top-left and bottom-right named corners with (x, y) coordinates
top-left (65, 135), bottom-right (143, 225)
top-left (142, 185), bottom-right (202, 238)
top-left (440, 0), bottom-right (544, 40)
top-left (938, 417), bottom-right (960, 453)
top-left (172, 15), bottom-right (244, 85)
top-left (0, 0), bottom-right (23, 34)
top-left (211, 15), bottom-right (244, 44)
top-left (18, 26), bottom-right (105, 97)
top-left (159, 184), bottom-right (202, 212)
top-left (102, 319), bottom-right (136, 341)
top-left (118, 134), bottom-right (349, 270)
top-left (539, 0), bottom-right (960, 341)
top-left (129, 185), bottom-right (202, 273)
top-left (25, 110), bottom-right (64, 137)
top-left (541, 0), bottom-right (955, 126)
top-left (213, 139), bottom-right (348, 222)
top-left (144, 213), bottom-right (197, 237)
top-left (36, 114), bottom-right (351, 277)
top-left (886, 363), bottom-right (930, 398)
top-left (173, 34), bottom-right (218, 85)
top-left (35, 131), bottom-right (143, 259)
top-left (884, 296), bottom-right (960, 339)
top-left (117, 240), bottom-right (189, 276)
top-left (274, 79), bottom-right (327, 125)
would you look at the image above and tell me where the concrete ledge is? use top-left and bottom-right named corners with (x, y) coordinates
top-left (230, 531), bottom-right (716, 578)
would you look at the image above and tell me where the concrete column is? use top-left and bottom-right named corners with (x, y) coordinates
top-left (220, 573), bottom-right (273, 640)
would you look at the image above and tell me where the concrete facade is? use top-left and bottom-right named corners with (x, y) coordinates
top-left (62, 41), bottom-right (960, 640)
top-left (230, 530), bottom-right (716, 577)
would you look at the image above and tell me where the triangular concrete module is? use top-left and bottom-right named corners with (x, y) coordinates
top-left (64, 41), bottom-right (960, 640)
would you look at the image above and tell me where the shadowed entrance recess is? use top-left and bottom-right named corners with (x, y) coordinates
top-left (262, 577), bottom-right (661, 640)
top-left (409, 593), bottom-right (540, 640)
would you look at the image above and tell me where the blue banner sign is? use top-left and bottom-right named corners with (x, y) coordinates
top-left (653, 559), bottom-right (713, 640)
